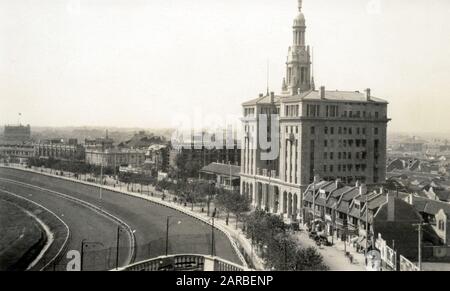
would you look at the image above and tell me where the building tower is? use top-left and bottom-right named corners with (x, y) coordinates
top-left (282, 0), bottom-right (312, 95)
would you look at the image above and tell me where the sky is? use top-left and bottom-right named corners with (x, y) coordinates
top-left (0, 0), bottom-right (449, 133)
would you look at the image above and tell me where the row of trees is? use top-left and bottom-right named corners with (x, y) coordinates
top-left (244, 210), bottom-right (328, 271)
top-left (27, 157), bottom-right (116, 176)
top-left (153, 178), bottom-right (251, 228)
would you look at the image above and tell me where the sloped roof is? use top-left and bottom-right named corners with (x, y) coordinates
top-left (281, 90), bottom-right (388, 103)
top-left (242, 95), bottom-right (282, 106)
top-left (331, 186), bottom-right (353, 198)
top-left (242, 90), bottom-right (388, 106)
top-left (200, 162), bottom-right (240, 177)
top-left (321, 181), bottom-right (339, 192)
top-left (411, 196), bottom-right (450, 216)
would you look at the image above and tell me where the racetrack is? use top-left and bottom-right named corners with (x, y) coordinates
top-left (0, 167), bottom-right (240, 270)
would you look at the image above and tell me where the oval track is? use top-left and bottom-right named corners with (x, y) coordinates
top-left (0, 168), bottom-right (240, 269)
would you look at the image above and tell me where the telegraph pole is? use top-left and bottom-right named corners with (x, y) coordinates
top-left (417, 223), bottom-right (423, 271)
top-left (80, 240), bottom-right (85, 271)
top-left (115, 226), bottom-right (120, 270)
top-left (211, 216), bottom-right (215, 257)
top-left (412, 222), bottom-right (426, 271)
top-left (312, 176), bottom-right (316, 224)
top-left (165, 216), bottom-right (170, 256)
top-left (365, 194), bottom-right (369, 257)
top-left (99, 161), bottom-right (103, 200)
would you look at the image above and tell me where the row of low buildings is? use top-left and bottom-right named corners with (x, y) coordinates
top-left (0, 125), bottom-right (241, 177)
top-left (387, 157), bottom-right (450, 176)
top-left (301, 178), bottom-right (450, 270)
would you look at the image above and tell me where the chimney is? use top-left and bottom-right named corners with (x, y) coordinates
top-left (359, 184), bottom-right (366, 196)
top-left (270, 92), bottom-right (275, 103)
top-left (313, 175), bottom-right (318, 183)
top-left (366, 88), bottom-right (371, 101)
top-left (335, 178), bottom-right (341, 189)
top-left (259, 93), bottom-right (264, 98)
top-left (320, 86), bottom-right (325, 99)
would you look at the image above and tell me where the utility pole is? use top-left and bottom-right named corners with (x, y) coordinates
top-left (165, 216), bottom-right (170, 256)
top-left (365, 194), bottom-right (369, 258)
top-left (229, 161), bottom-right (232, 191)
top-left (312, 176), bottom-right (316, 224)
top-left (115, 226), bottom-right (120, 270)
top-left (413, 222), bottom-right (424, 271)
top-left (80, 240), bottom-right (85, 271)
top-left (211, 216), bottom-right (215, 257)
top-left (99, 161), bottom-right (103, 200)
top-left (284, 238), bottom-right (287, 270)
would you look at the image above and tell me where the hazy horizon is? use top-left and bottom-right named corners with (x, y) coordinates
top-left (1, 0), bottom-right (450, 132)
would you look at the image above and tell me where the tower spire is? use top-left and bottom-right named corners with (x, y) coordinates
top-left (311, 46), bottom-right (315, 91)
top-left (266, 59), bottom-right (270, 96)
top-left (283, 0), bottom-right (311, 95)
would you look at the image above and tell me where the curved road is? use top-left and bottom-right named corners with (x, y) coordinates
top-left (0, 167), bottom-right (240, 270)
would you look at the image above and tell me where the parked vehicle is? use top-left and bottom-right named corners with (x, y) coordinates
top-left (309, 231), bottom-right (318, 239)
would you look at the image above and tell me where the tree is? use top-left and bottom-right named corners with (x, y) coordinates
top-left (243, 210), bottom-right (328, 271)
top-left (174, 153), bottom-right (203, 179)
top-left (214, 187), bottom-right (234, 225)
top-left (294, 247), bottom-right (328, 271)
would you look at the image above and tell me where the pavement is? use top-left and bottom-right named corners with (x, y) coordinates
top-left (294, 227), bottom-right (366, 271)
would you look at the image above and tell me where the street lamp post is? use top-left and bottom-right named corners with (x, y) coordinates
top-left (165, 216), bottom-right (170, 256)
top-left (312, 176), bottom-right (316, 225)
top-left (80, 240), bottom-right (85, 271)
top-left (211, 216), bottom-right (215, 257)
top-left (165, 216), bottom-right (181, 256)
top-left (115, 226), bottom-right (120, 270)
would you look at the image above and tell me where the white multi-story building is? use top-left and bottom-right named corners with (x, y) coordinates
top-left (240, 0), bottom-right (390, 221)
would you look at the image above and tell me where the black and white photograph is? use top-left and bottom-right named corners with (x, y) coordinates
top-left (1, 0), bottom-right (450, 279)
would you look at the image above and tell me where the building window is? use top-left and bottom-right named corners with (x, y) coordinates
top-left (311, 126), bottom-right (315, 134)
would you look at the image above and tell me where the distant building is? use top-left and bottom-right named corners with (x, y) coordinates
top-left (1, 124), bottom-right (31, 144)
top-left (85, 148), bottom-right (145, 168)
top-left (398, 142), bottom-right (424, 153)
top-left (144, 144), bottom-right (170, 173)
top-left (84, 131), bottom-right (114, 150)
top-left (119, 131), bottom-right (166, 149)
top-left (169, 131), bottom-right (241, 172)
top-left (34, 139), bottom-right (85, 161)
top-left (387, 158), bottom-right (405, 172)
top-left (407, 194), bottom-right (450, 254)
top-left (200, 162), bottom-right (241, 191)
top-left (0, 144), bottom-right (35, 163)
